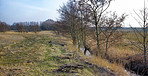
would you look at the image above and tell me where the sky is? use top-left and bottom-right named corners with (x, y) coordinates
top-left (108, 0), bottom-right (148, 27)
top-left (0, 0), bottom-right (68, 25)
top-left (0, 0), bottom-right (148, 27)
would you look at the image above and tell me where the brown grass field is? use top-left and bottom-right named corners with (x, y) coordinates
top-left (0, 31), bottom-right (147, 76)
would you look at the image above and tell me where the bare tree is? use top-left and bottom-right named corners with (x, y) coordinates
top-left (30, 23), bottom-right (40, 33)
top-left (101, 12), bottom-right (126, 58)
top-left (0, 22), bottom-right (9, 32)
top-left (77, 0), bottom-right (92, 54)
top-left (58, 0), bottom-right (81, 46)
top-left (58, 0), bottom-right (93, 55)
top-left (54, 20), bottom-right (71, 35)
top-left (16, 23), bottom-right (25, 32)
top-left (81, 0), bottom-right (112, 56)
top-left (130, 0), bottom-right (148, 66)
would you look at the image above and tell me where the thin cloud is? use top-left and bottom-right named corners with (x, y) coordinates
top-left (9, 1), bottom-right (51, 12)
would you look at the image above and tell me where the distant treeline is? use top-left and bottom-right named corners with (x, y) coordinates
top-left (1, 19), bottom-right (147, 33)
top-left (0, 19), bottom-right (57, 33)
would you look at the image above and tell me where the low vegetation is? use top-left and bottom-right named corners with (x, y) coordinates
top-left (0, 31), bottom-right (147, 75)
top-left (0, 31), bottom-right (115, 76)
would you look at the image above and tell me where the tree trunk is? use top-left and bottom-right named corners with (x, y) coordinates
top-left (144, 48), bottom-right (147, 66)
top-left (105, 38), bottom-right (109, 57)
top-left (84, 46), bottom-right (87, 55)
top-left (94, 12), bottom-right (100, 56)
top-left (143, 3), bottom-right (147, 66)
top-left (143, 27), bottom-right (147, 66)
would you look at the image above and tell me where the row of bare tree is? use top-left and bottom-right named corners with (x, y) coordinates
top-left (130, 0), bottom-right (148, 66)
top-left (12, 22), bottom-right (40, 33)
top-left (0, 22), bottom-right (9, 32)
top-left (0, 21), bottom-right (40, 33)
top-left (57, 0), bottom-right (126, 57)
top-left (57, 0), bottom-right (148, 67)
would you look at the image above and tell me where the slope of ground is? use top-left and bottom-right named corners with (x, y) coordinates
top-left (0, 31), bottom-right (115, 76)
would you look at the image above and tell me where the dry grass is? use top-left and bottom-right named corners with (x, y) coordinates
top-left (0, 31), bottom-right (97, 76)
top-left (79, 53), bottom-right (127, 75)
top-left (0, 31), bottom-right (142, 75)
top-left (62, 31), bottom-right (144, 75)
top-left (38, 31), bottom-right (56, 35)
top-left (0, 32), bottom-right (25, 47)
top-left (43, 31), bottom-right (146, 75)
top-left (75, 32), bottom-right (142, 75)
top-left (108, 47), bottom-right (139, 59)
top-left (89, 56), bottom-right (127, 75)
top-left (0, 34), bottom-right (25, 41)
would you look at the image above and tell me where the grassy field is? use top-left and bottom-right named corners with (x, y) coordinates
top-left (0, 31), bottom-right (147, 76)
top-left (0, 31), bottom-right (115, 76)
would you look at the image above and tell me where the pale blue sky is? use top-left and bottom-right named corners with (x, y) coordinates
top-left (0, 0), bottom-right (148, 27)
top-left (0, 0), bottom-right (68, 25)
